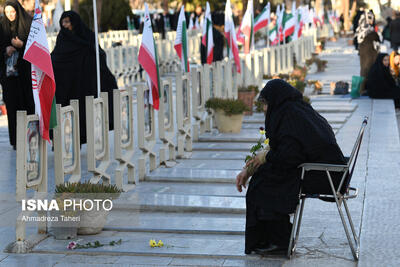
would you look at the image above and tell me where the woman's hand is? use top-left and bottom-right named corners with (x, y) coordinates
top-left (245, 150), bottom-right (267, 170)
top-left (11, 37), bottom-right (23, 49)
top-left (6, 46), bottom-right (16, 57)
top-left (236, 169), bottom-right (249, 193)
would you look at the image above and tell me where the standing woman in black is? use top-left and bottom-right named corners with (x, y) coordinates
top-left (0, 0), bottom-right (35, 150)
top-left (51, 11), bottom-right (117, 145)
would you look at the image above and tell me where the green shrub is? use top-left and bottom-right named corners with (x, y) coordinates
top-left (55, 182), bottom-right (123, 194)
top-left (288, 79), bottom-right (307, 94)
top-left (205, 98), bottom-right (249, 115)
top-left (238, 85), bottom-right (259, 94)
top-left (254, 100), bottom-right (264, 113)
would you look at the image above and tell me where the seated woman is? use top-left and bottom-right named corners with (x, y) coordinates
top-left (236, 79), bottom-right (346, 255)
top-left (390, 51), bottom-right (400, 86)
top-left (365, 53), bottom-right (400, 104)
top-left (51, 11), bottom-right (117, 145)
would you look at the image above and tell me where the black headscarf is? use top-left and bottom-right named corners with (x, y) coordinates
top-left (259, 79), bottom-right (338, 155)
top-left (1, 0), bottom-right (32, 44)
top-left (366, 53), bottom-right (400, 99)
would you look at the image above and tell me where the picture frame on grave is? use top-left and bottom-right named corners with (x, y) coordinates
top-left (26, 121), bottom-right (41, 183)
top-left (120, 94), bottom-right (131, 146)
top-left (94, 101), bottom-right (105, 159)
top-left (144, 88), bottom-right (153, 137)
top-left (221, 64), bottom-right (226, 97)
top-left (62, 110), bottom-right (75, 172)
top-left (163, 83), bottom-right (172, 129)
top-left (209, 67), bottom-right (214, 98)
top-left (182, 78), bottom-right (189, 121)
top-left (197, 70), bottom-right (202, 107)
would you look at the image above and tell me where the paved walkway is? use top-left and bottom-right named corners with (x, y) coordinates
top-left (1, 38), bottom-right (400, 266)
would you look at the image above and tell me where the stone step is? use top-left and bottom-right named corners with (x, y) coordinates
top-left (33, 231), bottom-right (249, 258)
top-left (243, 112), bottom-right (350, 124)
top-left (114, 192), bottom-right (245, 213)
top-left (241, 122), bottom-right (343, 130)
top-left (135, 181), bottom-right (242, 197)
top-left (198, 130), bottom-right (261, 143)
top-left (192, 142), bottom-right (252, 151)
top-left (104, 211), bottom-right (245, 234)
top-left (174, 159), bottom-right (244, 170)
top-left (144, 168), bottom-right (239, 183)
top-left (190, 151), bottom-right (249, 160)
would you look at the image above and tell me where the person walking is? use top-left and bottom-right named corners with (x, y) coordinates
top-left (0, 0), bottom-right (35, 150)
top-left (356, 10), bottom-right (380, 94)
top-left (390, 11), bottom-right (400, 51)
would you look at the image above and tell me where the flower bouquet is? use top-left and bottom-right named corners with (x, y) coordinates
top-left (245, 127), bottom-right (270, 176)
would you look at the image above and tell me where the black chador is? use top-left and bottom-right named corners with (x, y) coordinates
top-left (51, 11), bottom-right (117, 144)
top-left (0, 0), bottom-right (35, 149)
top-left (245, 79), bottom-right (346, 254)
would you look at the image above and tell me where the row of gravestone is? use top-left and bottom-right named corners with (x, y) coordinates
top-left (11, 30), bottom-right (317, 252)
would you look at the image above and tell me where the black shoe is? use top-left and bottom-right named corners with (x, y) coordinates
top-left (254, 244), bottom-right (288, 255)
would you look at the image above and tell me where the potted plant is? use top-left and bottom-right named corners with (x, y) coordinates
top-left (237, 85), bottom-right (259, 115)
top-left (50, 193), bottom-right (81, 240)
top-left (205, 98), bottom-right (248, 133)
top-left (55, 182), bottom-right (122, 235)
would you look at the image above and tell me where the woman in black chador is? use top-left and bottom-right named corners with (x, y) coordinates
top-left (0, 0), bottom-right (34, 150)
top-left (236, 79), bottom-right (346, 255)
top-left (51, 11), bottom-right (117, 144)
top-left (366, 53), bottom-right (400, 104)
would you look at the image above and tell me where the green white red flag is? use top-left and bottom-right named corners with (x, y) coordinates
top-left (254, 2), bottom-right (270, 33)
top-left (237, 0), bottom-right (254, 54)
top-left (138, 3), bottom-right (161, 110)
top-left (224, 0), bottom-right (240, 73)
top-left (23, 0), bottom-right (57, 142)
top-left (174, 5), bottom-right (190, 73)
top-left (283, 2), bottom-right (296, 38)
top-left (201, 2), bottom-right (214, 64)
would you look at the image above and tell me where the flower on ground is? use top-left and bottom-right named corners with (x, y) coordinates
top-left (259, 129), bottom-right (266, 135)
top-left (264, 139), bottom-right (269, 145)
top-left (157, 240), bottom-right (164, 247)
top-left (149, 239), bottom-right (157, 247)
top-left (67, 241), bottom-right (77, 250)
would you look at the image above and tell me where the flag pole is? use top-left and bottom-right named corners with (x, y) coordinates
top-left (93, 0), bottom-right (101, 97)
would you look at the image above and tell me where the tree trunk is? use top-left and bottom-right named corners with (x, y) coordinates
top-left (97, 0), bottom-right (102, 32)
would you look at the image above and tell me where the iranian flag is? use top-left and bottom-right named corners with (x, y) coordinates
top-left (254, 2), bottom-right (270, 32)
top-left (202, 2), bottom-right (214, 64)
top-left (269, 25), bottom-right (279, 46)
top-left (23, 0), bottom-right (56, 142)
top-left (224, 0), bottom-right (240, 73)
top-left (174, 6), bottom-right (190, 73)
top-left (237, 0), bottom-right (254, 54)
top-left (283, 2), bottom-right (296, 38)
top-left (276, 4), bottom-right (285, 42)
top-left (138, 3), bottom-right (161, 110)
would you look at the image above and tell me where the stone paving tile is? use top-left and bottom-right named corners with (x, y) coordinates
top-left (33, 231), bottom-right (246, 257)
top-left (115, 255), bottom-right (173, 265)
top-left (0, 253), bottom-right (66, 267)
top-left (173, 159), bottom-right (244, 170)
top-left (105, 211), bottom-right (244, 233)
top-left (223, 258), bottom-right (283, 267)
top-left (60, 254), bottom-right (119, 264)
top-left (190, 151), bottom-right (249, 160)
top-left (192, 142), bottom-right (253, 151)
top-left (169, 257), bottom-right (225, 266)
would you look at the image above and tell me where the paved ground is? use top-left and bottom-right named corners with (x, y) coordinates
top-left (1, 38), bottom-right (400, 266)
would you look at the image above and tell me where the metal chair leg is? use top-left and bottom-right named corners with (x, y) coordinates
top-left (294, 198), bottom-right (306, 246)
top-left (335, 199), bottom-right (359, 261)
top-left (287, 201), bottom-right (301, 258)
top-left (343, 199), bottom-right (360, 247)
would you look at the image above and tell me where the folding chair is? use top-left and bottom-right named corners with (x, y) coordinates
top-left (287, 117), bottom-right (368, 261)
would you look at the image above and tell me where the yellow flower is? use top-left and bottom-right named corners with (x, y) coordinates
top-left (259, 130), bottom-right (266, 135)
top-left (264, 139), bottom-right (269, 145)
top-left (157, 240), bottom-right (164, 247)
top-left (149, 239), bottom-right (157, 247)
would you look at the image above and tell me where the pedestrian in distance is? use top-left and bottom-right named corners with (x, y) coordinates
top-left (0, 0), bottom-right (35, 150)
top-left (390, 50), bottom-right (400, 86)
top-left (236, 79), bottom-right (346, 256)
top-left (51, 11), bottom-right (117, 145)
top-left (390, 11), bottom-right (400, 51)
